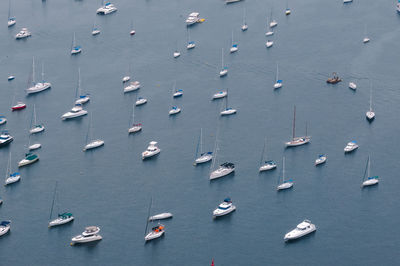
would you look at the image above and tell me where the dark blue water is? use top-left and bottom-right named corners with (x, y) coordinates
top-left (1, 0), bottom-right (400, 265)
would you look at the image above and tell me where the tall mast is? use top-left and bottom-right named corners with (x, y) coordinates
top-left (200, 128), bottom-right (203, 154)
top-left (49, 181), bottom-right (58, 220)
top-left (282, 157), bottom-right (286, 182)
top-left (369, 84), bottom-right (372, 111)
top-left (33, 104), bottom-right (37, 125)
top-left (292, 105), bottom-right (296, 139)
top-left (231, 30), bottom-right (234, 46)
top-left (32, 57), bottom-right (35, 85)
top-left (132, 103), bottom-right (135, 124)
top-left (367, 155), bottom-right (371, 177)
top-left (221, 48), bottom-right (224, 69)
top-left (144, 197), bottom-right (153, 236)
top-left (276, 63), bottom-right (279, 81)
top-left (41, 62), bottom-right (44, 82)
top-left (243, 7), bottom-right (246, 24)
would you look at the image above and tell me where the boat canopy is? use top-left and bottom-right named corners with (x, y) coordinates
top-left (276, 80), bottom-right (283, 83)
top-left (265, 160), bottom-right (276, 164)
top-left (59, 212), bottom-right (73, 218)
top-left (0, 221), bottom-right (11, 226)
top-left (10, 172), bottom-right (20, 177)
top-left (232, 44), bottom-right (238, 48)
top-left (223, 198), bottom-right (232, 202)
top-left (368, 176), bottom-right (379, 180)
top-left (73, 46), bottom-right (81, 50)
top-left (221, 162), bottom-right (234, 168)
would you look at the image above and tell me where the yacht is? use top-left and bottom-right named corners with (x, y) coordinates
top-left (210, 162), bottom-right (235, 180)
top-left (149, 213), bottom-right (173, 221)
top-left (11, 102), bottom-right (26, 111)
top-left (0, 116), bottom-right (6, 125)
top-left (124, 81), bottom-right (141, 93)
top-left (220, 108), bottom-right (237, 116)
top-left (284, 220), bottom-right (316, 241)
top-left (61, 104), bottom-right (88, 120)
top-left (186, 12), bottom-right (200, 26)
top-left (315, 155), bottom-right (327, 166)
top-left (362, 156), bottom-right (379, 187)
top-left (212, 91), bottom-right (227, 99)
top-left (0, 132), bottom-right (13, 147)
top-left (344, 141), bottom-right (358, 153)
top-left (266, 40), bottom-right (273, 48)
top-left (83, 140), bottom-right (104, 151)
top-left (29, 105), bottom-right (45, 134)
top-left (29, 143), bottom-right (41, 150)
top-left (0, 221), bottom-right (11, 237)
top-left (277, 157), bottom-right (293, 191)
top-left (195, 152), bottom-right (213, 165)
top-left (71, 226), bottom-right (102, 245)
top-left (122, 76), bottom-right (130, 83)
top-left (169, 106), bottom-right (181, 115)
top-left (349, 82), bottom-right (357, 90)
top-left (96, 2), bottom-right (117, 15)
top-left (142, 141), bottom-right (161, 159)
top-left (15, 28), bottom-right (31, 39)
top-left (136, 97), bottom-right (147, 106)
top-left (213, 198), bottom-right (236, 217)
top-left (49, 213), bottom-right (74, 227)
top-left (26, 59), bottom-right (52, 95)
top-left (145, 224), bottom-right (165, 241)
top-left (18, 153), bottom-right (39, 167)
top-left (173, 89), bottom-right (183, 97)
top-left (259, 160), bottom-right (277, 172)
top-left (285, 107), bottom-right (310, 147)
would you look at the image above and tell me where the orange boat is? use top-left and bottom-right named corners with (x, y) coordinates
top-left (326, 72), bottom-right (342, 84)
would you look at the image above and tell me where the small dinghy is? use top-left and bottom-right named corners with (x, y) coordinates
top-left (29, 143), bottom-right (41, 150)
top-left (173, 51), bottom-right (181, 58)
top-left (8, 76), bottom-right (15, 81)
top-left (149, 213), bottom-right (173, 221)
top-left (122, 76), bottom-right (130, 83)
top-left (135, 97), bottom-right (147, 106)
top-left (349, 82), bottom-right (357, 90)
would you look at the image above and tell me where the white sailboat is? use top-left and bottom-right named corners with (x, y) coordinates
top-left (186, 28), bottom-right (195, 49)
top-left (363, 25), bottom-right (370, 44)
top-left (194, 128), bottom-right (213, 165)
top-left (241, 7), bottom-right (248, 31)
top-left (277, 157), bottom-right (293, 191)
top-left (366, 84), bottom-right (375, 121)
top-left (273, 63), bottom-right (282, 89)
top-left (26, 58), bottom-right (52, 95)
top-left (230, 30), bottom-right (238, 53)
top-left (29, 104), bottom-right (45, 134)
top-left (219, 48), bottom-right (228, 77)
top-left (269, 9), bottom-right (278, 28)
top-left (285, 1), bottom-right (291, 15)
top-left (83, 113), bottom-right (104, 151)
top-left (285, 106), bottom-right (310, 147)
top-left (265, 15), bottom-right (274, 36)
top-left (209, 132), bottom-right (235, 180)
top-left (71, 32), bottom-right (82, 55)
top-left (5, 151), bottom-right (21, 186)
top-left (144, 198), bottom-right (165, 241)
top-left (220, 92), bottom-right (236, 116)
top-left (259, 138), bottom-right (277, 172)
top-left (266, 40), bottom-right (273, 48)
top-left (7, 0), bottom-right (16, 27)
top-left (361, 156), bottom-right (379, 187)
top-left (48, 182), bottom-right (74, 227)
top-left (75, 68), bottom-right (90, 105)
top-left (128, 103), bottom-right (142, 134)
top-left (173, 40), bottom-right (181, 58)
top-left (92, 22), bottom-right (101, 36)
top-left (212, 90), bottom-right (228, 100)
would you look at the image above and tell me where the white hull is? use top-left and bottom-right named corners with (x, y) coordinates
top-left (210, 167), bottom-right (235, 180)
top-left (220, 109), bottom-right (236, 116)
top-left (136, 99), bottom-right (147, 106)
top-left (142, 149), bottom-right (161, 159)
top-left (8, 20), bottom-right (16, 27)
top-left (366, 111), bottom-right (375, 121)
top-left (149, 213), bottom-right (173, 221)
top-left (5, 175), bottom-right (21, 185)
top-left (285, 137), bottom-right (310, 147)
top-left (83, 140), bottom-right (104, 151)
top-left (75, 97), bottom-right (90, 105)
top-left (29, 143), bottom-right (41, 150)
top-left (195, 154), bottom-right (213, 165)
top-left (129, 126), bottom-right (142, 133)
top-left (26, 83), bottom-right (51, 94)
top-left (71, 49), bottom-right (81, 55)
top-left (212, 91), bottom-right (227, 99)
top-left (349, 82), bottom-right (357, 90)
top-left (71, 234), bottom-right (102, 245)
top-left (30, 126), bottom-right (45, 134)
top-left (266, 41), bottom-right (273, 48)
top-left (169, 108), bottom-right (181, 115)
top-left (213, 205), bottom-right (236, 217)
top-left (241, 24), bottom-right (248, 31)
top-left (0, 225), bottom-right (11, 237)
top-left (274, 82), bottom-right (282, 89)
top-left (363, 37), bottom-right (370, 43)
top-left (362, 178), bottom-right (379, 187)
top-left (173, 52), bottom-right (181, 58)
top-left (187, 43), bottom-right (195, 49)
top-left (259, 164), bottom-right (276, 172)
top-left (61, 110), bottom-right (88, 120)
top-left (315, 157), bottom-right (327, 165)
top-left (219, 69), bottom-right (228, 77)
top-left (230, 47), bottom-right (238, 53)
top-left (49, 216), bottom-right (74, 227)
top-left (344, 143), bottom-right (358, 153)
top-left (124, 82), bottom-right (141, 93)
top-left (145, 230), bottom-right (164, 241)
top-left (284, 222), bottom-right (316, 241)
top-left (277, 182), bottom-right (293, 190)
top-left (92, 30), bottom-right (101, 36)
top-left (122, 76), bottom-right (130, 83)
top-left (265, 31), bottom-right (274, 36)
top-left (269, 21), bottom-right (278, 28)
top-left (18, 157), bottom-right (39, 167)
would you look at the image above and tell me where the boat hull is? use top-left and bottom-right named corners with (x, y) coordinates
top-left (83, 140), bottom-right (104, 151)
top-left (195, 154), bottom-right (213, 165)
top-left (210, 168), bottom-right (235, 180)
top-left (71, 234), bottom-right (102, 245)
top-left (0, 138), bottom-right (14, 147)
top-left (145, 230), bottom-right (164, 241)
top-left (18, 157), bottom-right (39, 167)
top-left (26, 83), bottom-right (51, 94)
top-left (284, 225), bottom-right (316, 241)
top-left (259, 164), bottom-right (277, 172)
top-left (213, 205), bottom-right (236, 217)
top-left (49, 217), bottom-right (74, 227)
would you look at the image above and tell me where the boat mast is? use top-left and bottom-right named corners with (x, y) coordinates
top-left (260, 138), bottom-right (266, 165)
top-left (187, 27), bottom-right (190, 43)
top-left (144, 197), bottom-right (153, 236)
top-left (276, 63), bottom-right (279, 81)
top-left (200, 128), bottom-right (203, 154)
top-left (367, 155), bottom-right (371, 178)
top-left (41, 62), bottom-right (44, 83)
top-left (282, 156), bottom-right (286, 183)
top-left (8, 0), bottom-right (11, 20)
top-left (243, 7), bottom-right (246, 25)
top-left (210, 127), bottom-right (220, 173)
top-left (33, 104), bottom-right (37, 125)
top-left (369, 84), bottom-right (373, 112)
top-left (231, 30), bottom-right (234, 46)
top-left (77, 68), bottom-right (81, 98)
top-left (49, 181), bottom-right (58, 220)
top-left (32, 57), bottom-right (35, 85)
top-left (221, 48), bottom-right (224, 69)
top-left (292, 105), bottom-right (296, 140)
top-left (131, 103), bottom-right (135, 125)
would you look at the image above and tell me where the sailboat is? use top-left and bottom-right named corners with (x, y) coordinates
top-left (194, 128), bottom-right (213, 165)
top-left (241, 7), bottom-right (248, 31)
top-left (7, 0), bottom-right (16, 27)
top-left (186, 28), bottom-right (195, 49)
top-left (265, 15), bottom-right (274, 36)
top-left (219, 48), bottom-right (228, 77)
top-left (259, 138), bottom-right (277, 172)
top-left (273, 63), bottom-right (282, 89)
top-left (266, 40), bottom-right (273, 48)
top-left (5, 151), bottom-right (21, 186)
top-left (285, 106), bottom-right (310, 147)
top-left (11, 85), bottom-right (26, 111)
top-left (220, 91), bottom-right (236, 116)
top-left (366, 84), bottom-right (375, 121)
top-left (48, 182), bottom-right (74, 227)
top-left (26, 58), bottom-right (52, 95)
top-left (123, 64), bottom-right (141, 93)
top-left (209, 131), bottom-right (235, 180)
top-left (173, 40), bottom-right (181, 58)
top-left (285, 1), bottom-right (291, 15)
top-left (212, 89), bottom-right (228, 100)
top-left (269, 9), bottom-right (278, 28)
top-left (363, 24), bottom-right (370, 43)
top-left (75, 68), bottom-right (90, 105)
top-left (277, 157), bottom-right (293, 191)
top-left (361, 156), bottom-right (379, 187)
top-left (129, 20), bottom-right (136, 35)
top-left (230, 30), bottom-right (238, 53)
top-left (145, 198), bottom-right (165, 241)
top-left (83, 113), bottom-right (104, 151)
top-left (18, 152), bottom-right (39, 167)
top-left (128, 103), bottom-right (142, 134)
top-left (71, 32), bottom-right (82, 55)
top-left (92, 21), bottom-right (101, 36)
top-left (29, 104), bottom-right (45, 134)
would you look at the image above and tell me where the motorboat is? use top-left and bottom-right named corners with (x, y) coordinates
top-left (29, 143), bottom-right (41, 150)
top-left (213, 198), bottom-right (236, 217)
top-left (187, 41), bottom-right (195, 49)
top-left (284, 220), bottom-right (316, 241)
top-left (8, 76), bottom-right (15, 81)
top-left (0, 116), bottom-right (6, 125)
top-left (173, 51), bottom-right (181, 58)
top-left (277, 157), bottom-right (293, 191)
top-left (129, 123), bottom-right (142, 133)
top-left (18, 153), bottom-right (39, 167)
top-left (11, 102), bottom-right (26, 111)
top-left (122, 76), bottom-right (130, 83)
top-left (135, 97), bottom-right (147, 106)
top-left (0, 132), bottom-right (13, 147)
top-left (83, 140), bottom-right (104, 151)
top-left (173, 89), bottom-right (183, 97)
top-left (220, 108), bottom-right (237, 116)
top-left (210, 162), bottom-right (235, 180)
top-left (186, 12), bottom-right (200, 26)
top-left (169, 106), bottom-right (181, 115)
top-left (149, 213), bottom-right (173, 221)
top-left (61, 104), bottom-right (88, 120)
top-left (326, 72), bottom-right (342, 84)
top-left (344, 141), bottom-right (358, 153)
top-left (49, 213), bottom-right (74, 227)
top-left (259, 160), bottom-right (277, 172)
top-left (145, 224), bottom-right (165, 241)
top-left (315, 155), bottom-right (327, 166)
top-left (266, 40), bottom-right (273, 48)
top-left (124, 81), bottom-right (141, 93)
top-left (130, 30), bottom-right (136, 35)
top-left (142, 141), bottom-right (161, 159)
top-left (349, 82), bottom-right (357, 90)
top-left (212, 91), bottom-right (227, 99)
top-left (0, 221), bottom-right (11, 237)
top-left (71, 226), bottom-right (102, 245)
top-left (96, 2), bottom-right (117, 15)
top-left (15, 28), bottom-right (31, 39)
top-left (195, 152), bottom-right (213, 165)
